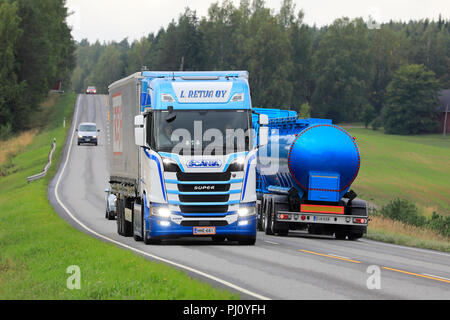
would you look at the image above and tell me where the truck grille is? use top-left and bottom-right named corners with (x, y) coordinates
top-left (177, 171), bottom-right (231, 181)
top-left (181, 220), bottom-right (228, 227)
top-left (178, 184), bottom-right (230, 192)
top-left (179, 194), bottom-right (229, 203)
top-left (180, 205), bottom-right (228, 214)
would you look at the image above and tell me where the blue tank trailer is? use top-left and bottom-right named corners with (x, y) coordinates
top-left (252, 108), bottom-right (368, 240)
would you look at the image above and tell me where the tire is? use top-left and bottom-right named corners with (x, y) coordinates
top-left (238, 237), bottom-right (256, 245)
top-left (335, 231), bottom-right (347, 240)
top-left (347, 233), bottom-right (363, 240)
top-left (117, 198), bottom-right (132, 237)
top-left (257, 202), bottom-right (264, 231)
top-left (263, 198), bottom-right (274, 235)
top-left (123, 199), bottom-right (133, 237)
top-left (272, 202), bottom-right (290, 235)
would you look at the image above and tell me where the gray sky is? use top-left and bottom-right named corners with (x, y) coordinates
top-left (66, 0), bottom-right (450, 43)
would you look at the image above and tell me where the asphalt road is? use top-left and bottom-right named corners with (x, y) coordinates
top-left (49, 94), bottom-right (450, 300)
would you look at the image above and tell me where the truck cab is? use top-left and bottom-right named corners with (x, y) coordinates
top-left (109, 71), bottom-right (268, 245)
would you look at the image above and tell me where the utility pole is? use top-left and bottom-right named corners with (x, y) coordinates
top-left (444, 104), bottom-right (449, 138)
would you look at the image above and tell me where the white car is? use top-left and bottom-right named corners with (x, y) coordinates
top-left (104, 188), bottom-right (117, 220)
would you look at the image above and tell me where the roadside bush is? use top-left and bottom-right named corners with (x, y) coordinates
top-left (0, 123), bottom-right (12, 140)
top-left (370, 116), bottom-right (383, 131)
top-left (380, 198), bottom-right (427, 227)
top-left (428, 212), bottom-right (450, 238)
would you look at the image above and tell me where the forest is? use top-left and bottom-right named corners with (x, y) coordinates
top-left (71, 1), bottom-right (450, 133)
top-left (0, 0), bottom-right (75, 138)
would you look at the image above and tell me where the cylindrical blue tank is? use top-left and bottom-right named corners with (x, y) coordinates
top-left (257, 121), bottom-right (360, 201)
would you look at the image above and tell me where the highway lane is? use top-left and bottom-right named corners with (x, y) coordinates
top-left (48, 94), bottom-right (450, 299)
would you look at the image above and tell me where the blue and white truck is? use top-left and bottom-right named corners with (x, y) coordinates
top-left (252, 108), bottom-right (368, 240)
top-left (108, 71), bottom-right (268, 245)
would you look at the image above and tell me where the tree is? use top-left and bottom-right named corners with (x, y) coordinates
top-left (311, 18), bottom-right (374, 123)
top-left (0, 1), bottom-right (23, 137)
top-left (382, 64), bottom-right (441, 134)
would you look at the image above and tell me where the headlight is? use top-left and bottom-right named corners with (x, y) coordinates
top-left (238, 206), bottom-right (256, 217)
top-left (78, 135), bottom-right (83, 138)
top-left (152, 206), bottom-right (171, 217)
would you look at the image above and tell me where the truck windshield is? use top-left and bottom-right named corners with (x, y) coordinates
top-left (150, 110), bottom-right (252, 155)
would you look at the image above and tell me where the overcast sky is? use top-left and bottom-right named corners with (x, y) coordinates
top-left (66, 0), bottom-right (450, 43)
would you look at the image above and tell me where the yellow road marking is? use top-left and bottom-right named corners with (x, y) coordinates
top-left (104, 95), bottom-right (108, 107)
top-left (382, 267), bottom-right (450, 284)
top-left (299, 250), bottom-right (361, 264)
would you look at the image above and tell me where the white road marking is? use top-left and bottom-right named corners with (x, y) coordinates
top-left (53, 95), bottom-right (270, 301)
top-left (328, 254), bottom-right (351, 260)
top-left (264, 240), bottom-right (279, 245)
top-left (422, 274), bottom-right (450, 281)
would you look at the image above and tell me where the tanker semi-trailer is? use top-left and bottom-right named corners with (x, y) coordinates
top-left (253, 108), bottom-right (368, 240)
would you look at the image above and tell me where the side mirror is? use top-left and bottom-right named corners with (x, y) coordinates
top-left (75, 129), bottom-right (78, 132)
top-left (97, 129), bottom-right (100, 132)
top-left (259, 127), bottom-right (269, 147)
top-left (134, 115), bottom-right (145, 147)
top-left (259, 114), bottom-right (269, 126)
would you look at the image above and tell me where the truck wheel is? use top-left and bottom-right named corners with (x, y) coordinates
top-left (238, 237), bottom-right (256, 245)
top-left (116, 200), bottom-right (123, 235)
top-left (256, 202), bottom-right (263, 231)
top-left (272, 203), bottom-right (290, 235)
top-left (347, 233), bottom-right (363, 240)
top-left (263, 199), bottom-right (274, 235)
top-left (123, 200), bottom-right (133, 237)
top-left (335, 231), bottom-right (347, 240)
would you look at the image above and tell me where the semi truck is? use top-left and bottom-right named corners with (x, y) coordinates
top-left (107, 71), bottom-right (269, 245)
top-left (252, 108), bottom-right (368, 240)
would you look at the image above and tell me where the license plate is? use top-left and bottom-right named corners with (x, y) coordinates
top-left (86, 138), bottom-right (90, 141)
top-left (193, 227), bottom-right (216, 235)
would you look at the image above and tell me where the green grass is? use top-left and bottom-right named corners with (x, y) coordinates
top-left (0, 93), bottom-right (238, 300)
top-left (344, 128), bottom-right (450, 216)
top-left (341, 127), bottom-right (450, 251)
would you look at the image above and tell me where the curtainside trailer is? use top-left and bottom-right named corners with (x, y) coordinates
top-left (252, 108), bottom-right (368, 240)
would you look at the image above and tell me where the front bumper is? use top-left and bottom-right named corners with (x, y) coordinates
top-left (146, 214), bottom-right (257, 239)
top-left (78, 137), bottom-right (97, 144)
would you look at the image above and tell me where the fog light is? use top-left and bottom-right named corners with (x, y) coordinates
top-left (159, 221), bottom-right (170, 227)
top-left (238, 220), bottom-right (249, 226)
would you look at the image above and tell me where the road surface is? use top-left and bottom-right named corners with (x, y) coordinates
top-left (49, 94), bottom-right (450, 300)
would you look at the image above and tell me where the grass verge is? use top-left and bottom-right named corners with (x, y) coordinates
top-left (343, 127), bottom-right (450, 252)
top-left (0, 93), bottom-right (238, 299)
top-left (366, 215), bottom-right (450, 252)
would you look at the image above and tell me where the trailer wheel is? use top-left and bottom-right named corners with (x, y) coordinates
top-left (335, 231), bottom-right (347, 240)
top-left (256, 202), bottom-right (263, 231)
top-left (347, 233), bottom-right (363, 240)
top-left (263, 198), bottom-right (274, 235)
top-left (272, 202), bottom-right (290, 236)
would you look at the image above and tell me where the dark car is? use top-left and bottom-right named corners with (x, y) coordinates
top-left (76, 122), bottom-right (99, 146)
